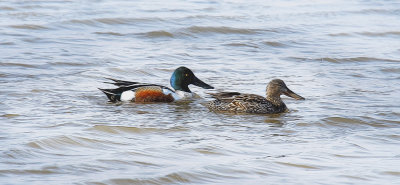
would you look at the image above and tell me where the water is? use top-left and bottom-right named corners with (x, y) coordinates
top-left (1, 0), bottom-right (400, 184)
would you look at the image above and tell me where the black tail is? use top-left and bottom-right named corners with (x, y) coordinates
top-left (104, 78), bottom-right (140, 87)
top-left (98, 88), bottom-right (121, 102)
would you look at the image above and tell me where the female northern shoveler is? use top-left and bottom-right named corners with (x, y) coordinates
top-left (206, 79), bottom-right (305, 114)
top-left (99, 66), bottom-right (214, 102)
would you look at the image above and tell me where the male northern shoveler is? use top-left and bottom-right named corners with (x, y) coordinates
top-left (99, 66), bottom-right (214, 102)
top-left (206, 79), bottom-right (305, 114)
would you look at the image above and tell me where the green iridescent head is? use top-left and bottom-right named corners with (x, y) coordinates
top-left (170, 66), bottom-right (214, 92)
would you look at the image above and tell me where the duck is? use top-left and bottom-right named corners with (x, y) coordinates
top-left (99, 66), bottom-right (214, 102)
top-left (205, 79), bottom-right (304, 114)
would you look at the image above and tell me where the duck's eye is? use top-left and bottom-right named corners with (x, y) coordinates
top-left (185, 73), bottom-right (189, 77)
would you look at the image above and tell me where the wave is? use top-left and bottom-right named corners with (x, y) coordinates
top-left (352, 8), bottom-right (400, 15)
top-left (1, 113), bottom-right (20, 118)
top-left (26, 135), bottom-right (112, 150)
top-left (9, 24), bottom-right (49, 30)
top-left (0, 6), bottom-right (15, 11)
top-left (90, 169), bottom-right (243, 185)
top-left (185, 26), bottom-right (260, 35)
top-left (224, 41), bottom-right (289, 48)
top-left (182, 15), bottom-right (245, 21)
top-left (358, 31), bottom-right (400, 37)
top-left (50, 61), bottom-right (97, 67)
top-left (94, 32), bottom-right (125, 36)
top-left (322, 116), bottom-right (395, 128)
top-left (380, 68), bottom-right (400, 73)
top-left (0, 42), bottom-right (15, 45)
top-left (0, 169), bottom-right (58, 175)
top-left (383, 171), bottom-right (400, 176)
top-left (137, 26), bottom-right (263, 39)
top-left (328, 33), bottom-right (352, 37)
top-left (100, 172), bottom-right (201, 185)
top-left (94, 30), bottom-right (175, 38)
top-left (287, 57), bottom-right (400, 63)
top-left (0, 62), bottom-right (38, 68)
top-left (89, 125), bottom-right (188, 134)
top-left (225, 42), bottom-right (259, 48)
top-left (275, 161), bottom-right (321, 169)
top-left (67, 17), bottom-right (164, 26)
top-left (263, 41), bottom-right (288, 48)
top-left (330, 31), bottom-right (400, 37)
top-left (144, 30), bottom-right (174, 38)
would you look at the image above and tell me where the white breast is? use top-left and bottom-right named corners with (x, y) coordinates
top-left (162, 89), bottom-right (194, 101)
top-left (120, 90), bottom-right (135, 101)
top-left (175, 90), bottom-right (194, 99)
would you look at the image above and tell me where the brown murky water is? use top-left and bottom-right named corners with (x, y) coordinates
top-left (1, 0), bottom-right (400, 184)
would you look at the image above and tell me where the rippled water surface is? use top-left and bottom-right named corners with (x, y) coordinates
top-left (1, 0), bottom-right (400, 184)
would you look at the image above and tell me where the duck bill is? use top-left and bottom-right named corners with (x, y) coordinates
top-left (284, 88), bottom-right (305, 100)
top-left (192, 76), bottom-right (214, 89)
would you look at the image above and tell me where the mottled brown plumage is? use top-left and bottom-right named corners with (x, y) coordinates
top-left (206, 79), bottom-right (305, 114)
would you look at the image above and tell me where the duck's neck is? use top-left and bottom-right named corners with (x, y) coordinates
top-left (174, 86), bottom-right (191, 93)
top-left (170, 74), bottom-right (191, 93)
top-left (266, 90), bottom-right (284, 106)
top-left (266, 96), bottom-right (284, 106)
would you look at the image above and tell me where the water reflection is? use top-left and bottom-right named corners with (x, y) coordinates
top-left (264, 116), bottom-right (284, 127)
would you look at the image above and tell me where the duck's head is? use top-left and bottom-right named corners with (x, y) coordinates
top-left (266, 79), bottom-right (305, 101)
top-left (170, 66), bottom-right (214, 92)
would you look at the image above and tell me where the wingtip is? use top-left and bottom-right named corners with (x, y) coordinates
top-left (104, 77), bottom-right (117, 81)
top-left (98, 88), bottom-right (114, 95)
top-left (102, 77), bottom-right (142, 87)
top-left (98, 88), bottom-right (120, 102)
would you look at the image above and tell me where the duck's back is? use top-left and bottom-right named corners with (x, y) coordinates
top-left (206, 92), bottom-right (286, 114)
